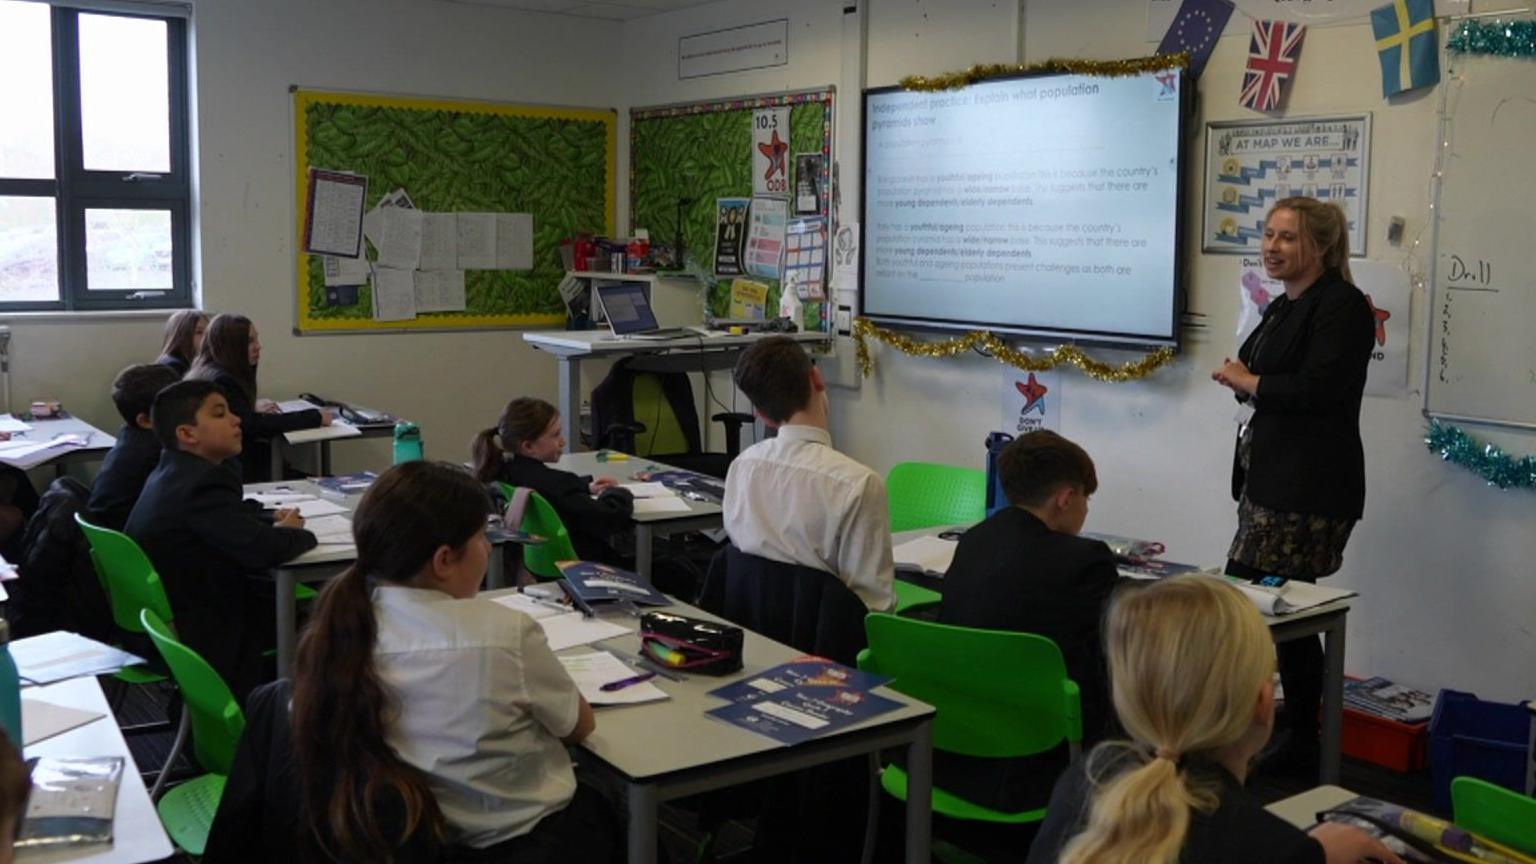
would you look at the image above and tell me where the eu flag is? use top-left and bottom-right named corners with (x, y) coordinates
top-left (1157, 0), bottom-right (1235, 80)
top-left (1371, 0), bottom-right (1440, 97)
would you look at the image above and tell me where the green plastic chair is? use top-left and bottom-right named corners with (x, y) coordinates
top-left (499, 483), bottom-right (579, 581)
top-left (1452, 776), bottom-right (1536, 855)
top-left (893, 581), bottom-right (944, 616)
top-left (886, 462), bottom-right (986, 534)
top-left (858, 612), bottom-right (1082, 856)
top-left (140, 608), bottom-right (245, 857)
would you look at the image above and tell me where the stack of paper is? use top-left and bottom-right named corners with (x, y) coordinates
top-left (285, 419), bottom-right (362, 444)
top-left (305, 514), bottom-right (354, 545)
top-left (1232, 578), bottom-right (1356, 616)
top-left (558, 650), bottom-right (669, 706)
top-left (893, 535), bottom-right (958, 577)
top-left (487, 593), bottom-right (630, 650)
top-left (12, 632), bottom-right (146, 684)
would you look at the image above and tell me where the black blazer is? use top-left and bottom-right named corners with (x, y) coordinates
top-left (125, 449), bottom-right (315, 694)
top-left (1027, 752), bottom-right (1324, 864)
top-left (495, 454), bottom-right (633, 563)
top-left (1233, 269), bottom-right (1375, 519)
top-left (155, 353), bottom-right (189, 377)
top-left (198, 365), bottom-right (322, 483)
top-left (87, 425), bottom-right (162, 531)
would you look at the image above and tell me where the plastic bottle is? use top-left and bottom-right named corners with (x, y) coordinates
top-left (0, 619), bottom-right (22, 748)
top-left (392, 421), bottom-right (424, 464)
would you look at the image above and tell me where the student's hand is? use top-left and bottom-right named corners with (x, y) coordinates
top-left (590, 476), bottom-right (619, 494)
top-left (256, 398), bottom-right (280, 414)
top-left (318, 409), bottom-right (334, 427)
top-left (274, 508), bottom-right (306, 529)
top-left (1308, 822), bottom-right (1405, 864)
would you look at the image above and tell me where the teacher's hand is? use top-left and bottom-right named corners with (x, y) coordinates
top-left (1212, 357), bottom-right (1259, 396)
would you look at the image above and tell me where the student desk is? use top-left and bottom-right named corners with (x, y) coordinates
top-left (19, 676), bottom-right (175, 863)
top-left (1266, 785), bottom-right (1357, 828)
top-left (556, 451), bottom-right (723, 584)
top-left (892, 524), bottom-right (1355, 786)
top-left (269, 406), bottom-right (398, 480)
top-left (249, 479), bottom-right (507, 675)
top-left (0, 414), bottom-right (115, 477)
top-left (484, 589), bottom-right (936, 864)
top-left (523, 329), bottom-right (830, 449)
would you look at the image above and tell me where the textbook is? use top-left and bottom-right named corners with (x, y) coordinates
top-left (641, 469), bottom-right (725, 503)
top-left (706, 684), bottom-right (903, 746)
top-left (311, 470), bottom-right (377, 495)
top-left (1343, 676), bottom-right (1436, 724)
top-left (707, 657), bottom-right (890, 705)
top-left (1231, 577), bottom-right (1356, 616)
top-left (556, 561), bottom-right (672, 607)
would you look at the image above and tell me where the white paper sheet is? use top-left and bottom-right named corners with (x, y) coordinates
top-left (558, 650), bottom-right (669, 705)
top-left (21, 698), bottom-right (104, 746)
top-left (418, 213), bottom-right (460, 271)
top-left (490, 592), bottom-right (573, 620)
top-left (304, 514), bottom-right (354, 545)
top-left (285, 420), bottom-right (363, 444)
top-left (893, 535), bottom-right (959, 576)
top-left (306, 170), bottom-right (367, 257)
top-left (373, 267), bottom-right (418, 321)
top-left (12, 632), bottom-right (146, 685)
top-left (0, 415), bottom-right (34, 434)
top-left (321, 254), bottom-right (372, 287)
top-left (413, 269), bottom-right (467, 313)
top-left (631, 497), bottom-right (694, 514)
top-left (618, 482), bottom-right (675, 499)
top-left (456, 213), bottom-right (498, 270)
top-left (375, 207), bottom-right (424, 270)
top-left (495, 213), bottom-right (534, 270)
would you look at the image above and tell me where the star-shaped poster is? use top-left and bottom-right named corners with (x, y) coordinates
top-left (1002, 368), bottom-right (1061, 434)
top-left (753, 107), bottom-right (791, 196)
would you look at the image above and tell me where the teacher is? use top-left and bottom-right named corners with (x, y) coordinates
top-left (1211, 196), bottom-right (1375, 773)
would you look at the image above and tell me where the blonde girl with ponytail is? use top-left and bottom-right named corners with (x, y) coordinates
top-left (1027, 576), bottom-right (1401, 864)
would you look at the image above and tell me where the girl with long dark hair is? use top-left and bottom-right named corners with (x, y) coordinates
top-left (155, 309), bottom-right (207, 376)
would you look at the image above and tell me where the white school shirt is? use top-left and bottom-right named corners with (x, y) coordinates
top-left (722, 424), bottom-right (897, 611)
top-left (372, 585), bottom-right (581, 849)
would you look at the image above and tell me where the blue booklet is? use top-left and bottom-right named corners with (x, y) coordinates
top-left (556, 561), bottom-right (672, 606)
top-left (311, 470), bottom-right (377, 495)
top-left (642, 469), bottom-right (725, 503)
top-left (707, 657), bottom-right (890, 705)
top-left (485, 525), bottom-right (545, 545)
top-left (706, 685), bottom-right (904, 746)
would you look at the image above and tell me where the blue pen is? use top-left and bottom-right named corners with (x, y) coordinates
top-left (600, 671), bottom-right (657, 692)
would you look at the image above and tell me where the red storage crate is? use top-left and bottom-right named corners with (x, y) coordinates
top-left (1342, 706), bottom-right (1429, 772)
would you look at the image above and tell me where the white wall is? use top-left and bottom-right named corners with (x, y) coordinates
top-left (621, 0), bottom-right (1536, 702)
top-left (3, 0), bottom-right (621, 468)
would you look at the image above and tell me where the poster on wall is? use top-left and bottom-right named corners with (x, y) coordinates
top-left (1203, 114), bottom-right (1370, 256)
top-left (714, 197), bottom-right (749, 277)
top-left (1001, 367), bottom-right (1061, 436)
top-left (784, 216), bottom-right (827, 301)
top-left (794, 152), bottom-right (825, 214)
top-left (744, 196), bottom-right (788, 279)
top-left (753, 108), bottom-right (792, 197)
top-left (1351, 260), bottom-right (1411, 398)
top-left (679, 19), bottom-right (788, 80)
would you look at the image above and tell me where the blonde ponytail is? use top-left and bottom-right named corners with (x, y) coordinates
top-left (1060, 575), bottom-right (1275, 864)
top-left (1273, 196), bottom-right (1353, 283)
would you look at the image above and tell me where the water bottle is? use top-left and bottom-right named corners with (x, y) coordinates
top-left (392, 421), bottom-right (424, 464)
top-left (0, 619), bottom-right (22, 749)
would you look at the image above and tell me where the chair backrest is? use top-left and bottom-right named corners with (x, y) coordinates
top-left (860, 612), bottom-right (1082, 758)
top-left (74, 513), bottom-right (175, 634)
top-left (140, 609), bottom-right (245, 776)
top-left (1452, 776), bottom-right (1536, 855)
top-left (499, 484), bottom-right (579, 581)
top-left (886, 462), bottom-right (987, 533)
top-left (706, 545), bottom-right (869, 666)
top-left (591, 358), bottom-right (703, 457)
top-left (631, 373), bottom-right (693, 456)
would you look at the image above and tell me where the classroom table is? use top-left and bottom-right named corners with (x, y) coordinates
top-left (523, 329), bottom-right (829, 450)
top-left (556, 451), bottom-right (723, 584)
top-left (484, 589), bottom-right (936, 864)
top-left (892, 524), bottom-right (1355, 786)
top-left (268, 398), bottom-right (398, 480)
top-left (0, 413), bottom-right (115, 477)
top-left (19, 676), bottom-right (175, 863)
top-left (1266, 785), bottom-right (1358, 829)
top-left (251, 479), bottom-right (507, 675)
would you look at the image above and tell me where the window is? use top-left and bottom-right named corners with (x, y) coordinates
top-left (0, 0), bottom-right (191, 311)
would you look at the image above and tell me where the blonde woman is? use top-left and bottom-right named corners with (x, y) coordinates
top-left (1026, 576), bottom-right (1401, 864)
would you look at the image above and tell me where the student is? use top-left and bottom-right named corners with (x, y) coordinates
top-left (186, 313), bottom-right (329, 482)
top-left (88, 364), bottom-right (181, 530)
top-left (292, 461), bottom-right (618, 862)
top-left (156, 309), bottom-right (208, 376)
top-left (471, 397), bottom-right (634, 564)
top-left (125, 380), bottom-right (316, 701)
top-left (1027, 575), bottom-right (1402, 864)
top-left (724, 335), bottom-right (895, 611)
top-left (936, 429), bottom-right (1122, 812)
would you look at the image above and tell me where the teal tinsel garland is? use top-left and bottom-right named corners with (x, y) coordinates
top-left (1425, 421), bottom-right (1536, 490)
top-left (1447, 19), bottom-right (1536, 57)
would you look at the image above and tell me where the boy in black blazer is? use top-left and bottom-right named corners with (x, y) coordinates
top-left (937, 430), bottom-right (1124, 813)
top-left (126, 380), bottom-right (316, 702)
top-left (88, 364), bottom-right (181, 530)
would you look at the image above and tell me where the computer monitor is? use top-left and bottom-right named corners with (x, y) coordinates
top-left (595, 281), bottom-right (660, 336)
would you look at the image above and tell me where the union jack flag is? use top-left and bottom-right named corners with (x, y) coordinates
top-left (1240, 19), bottom-right (1306, 111)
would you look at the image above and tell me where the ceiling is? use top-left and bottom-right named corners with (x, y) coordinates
top-left (439, 0), bottom-right (724, 21)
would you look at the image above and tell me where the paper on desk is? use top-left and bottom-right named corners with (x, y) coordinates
top-left (0, 415), bottom-right (33, 433)
top-left (373, 268), bottom-right (418, 321)
top-left (893, 536), bottom-right (958, 577)
top-left (490, 592), bottom-right (570, 620)
top-left (418, 213), bottom-right (459, 271)
top-left (414, 269), bottom-right (467, 313)
top-left (12, 632), bottom-right (146, 685)
top-left (1233, 579), bottom-right (1356, 616)
top-left (0, 440), bottom-right (59, 460)
top-left (292, 498), bottom-right (348, 517)
top-left (21, 698), bottom-right (104, 746)
top-left (305, 514), bottom-right (354, 545)
top-left (559, 650), bottom-right (669, 706)
top-left (531, 611), bottom-right (628, 652)
top-left (632, 497), bottom-right (693, 514)
top-left (619, 482), bottom-right (676, 499)
top-left (275, 399), bottom-right (322, 414)
top-left (285, 420), bottom-right (362, 444)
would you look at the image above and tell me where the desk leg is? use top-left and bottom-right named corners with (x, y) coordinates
top-left (635, 524), bottom-right (653, 584)
top-left (486, 544), bottom-right (505, 590)
top-left (904, 719), bottom-right (933, 864)
top-left (626, 782), bottom-right (659, 864)
top-left (1320, 617), bottom-right (1346, 785)
top-left (319, 441), bottom-right (332, 476)
top-left (558, 357), bottom-right (581, 450)
top-left (270, 439), bottom-right (284, 482)
top-left (275, 568), bottom-right (297, 676)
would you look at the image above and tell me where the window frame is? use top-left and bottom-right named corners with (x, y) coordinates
top-left (0, 2), bottom-right (192, 312)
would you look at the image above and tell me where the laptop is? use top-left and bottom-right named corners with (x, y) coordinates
top-left (594, 281), bottom-right (699, 340)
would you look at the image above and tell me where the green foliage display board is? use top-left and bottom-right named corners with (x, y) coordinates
top-left (294, 89), bottom-right (615, 332)
top-left (630, 89), bottom-right (833, 331)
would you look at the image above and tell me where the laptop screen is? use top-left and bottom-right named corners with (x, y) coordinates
top-left (596, 282), bottom-right (659, 335)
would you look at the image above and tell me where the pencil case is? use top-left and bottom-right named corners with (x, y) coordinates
top-left (639, 611), bottom-right (744, 676)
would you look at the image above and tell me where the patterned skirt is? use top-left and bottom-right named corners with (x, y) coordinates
top-left (1230, 427), bottom-right (1357, 580)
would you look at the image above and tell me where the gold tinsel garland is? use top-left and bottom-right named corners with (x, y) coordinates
top-left (900, 54), bottom-right (1189, 92)
top-left (852, 318), bottom-right (1177, 383)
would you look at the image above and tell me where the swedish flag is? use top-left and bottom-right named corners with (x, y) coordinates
top-left (1371, 0), bottom-right (1439, 97)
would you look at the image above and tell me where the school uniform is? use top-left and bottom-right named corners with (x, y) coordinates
top-left (494, 453), bottom-right (634, 563)
top-left (936, 507), bottom-right (1123, 812)
top-left (87, 425), bottom-right (162, 531)
top-left (195, 363), bottom-right (322, 482)
top-left (1026, 751), bottom-right (1324, 864)
top-left (125, 449), bottom-right (315, 699)
top-left (372, 586), bottom-right (618, 861)
top-left (155, 353), bottom-right (190, 377)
